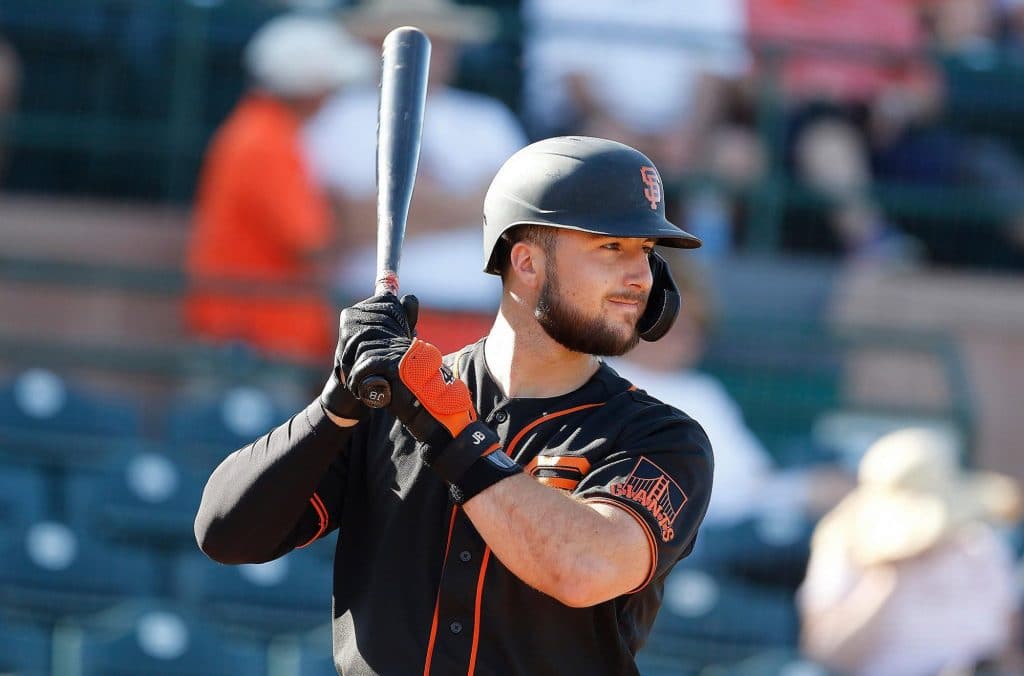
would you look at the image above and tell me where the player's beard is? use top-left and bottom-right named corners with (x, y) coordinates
top-left (534, 263), bottom-right (644, 357)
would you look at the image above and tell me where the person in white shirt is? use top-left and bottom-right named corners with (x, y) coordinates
top-left (521, 0), bottom-right (749, 175)
top-left (798, 427), bottom-right (1022, 676)
top-left (303, 0), bottom-right (528, 314)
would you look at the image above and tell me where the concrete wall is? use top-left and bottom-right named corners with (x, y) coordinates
top-left (831, 265), bottom-right (1024, 479)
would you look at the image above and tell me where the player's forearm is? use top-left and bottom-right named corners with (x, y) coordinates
top-left (194, 401), bottom-right (353, 564)
top-left (462, 473), bottom-right (648, 607)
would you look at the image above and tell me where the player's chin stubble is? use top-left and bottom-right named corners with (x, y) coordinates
top-left (534, 266), bottom-right (642, 357)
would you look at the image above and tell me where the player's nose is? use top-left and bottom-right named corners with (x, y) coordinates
top-left (624, 250), bottom-right (653, 292)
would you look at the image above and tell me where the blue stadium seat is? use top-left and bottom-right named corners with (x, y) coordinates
top-left (165, 385), bottom-right (293, 471)
top-left (292, 623), bottom-right (339, 676)
top-left (0, 368), bottom-right (143, 469)
top-left (699, 649), bottom-right (841, 676)
top-left (682, 517), bottom-right (814, 592)
top-left (64, 446), bottom-right (205, 551)
top-left (68, 600), bottom-right (267, 676)
top-left (639, 567), bottom-right (800, 672)
top-left (178, 550), bottom-right (333, 636)
top-left (0, 462), bottom-right (49, 537)
top-left (300, 530), bottom-right (337, 566)
top-left (0, 616), bottom-right (51, 676)
top-left (0, 520), bottom-right (158, 622)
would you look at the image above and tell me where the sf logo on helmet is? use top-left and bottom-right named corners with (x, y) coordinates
top-left (640, 166), bottom-right (662, 211)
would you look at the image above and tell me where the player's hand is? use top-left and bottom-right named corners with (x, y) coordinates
top-left (346, 336), bottom-right (471, 445)
top-left (320, 294), bottom-right (419, 421)
top-left (346, 336), bottom-right (522, 501)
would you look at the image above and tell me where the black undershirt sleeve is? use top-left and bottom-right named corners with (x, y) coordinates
top-left (194, 400), bottom-right (355, 564)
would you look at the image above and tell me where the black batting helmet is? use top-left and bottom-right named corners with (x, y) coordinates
top-left (482, 136), bottom-right (701, 275)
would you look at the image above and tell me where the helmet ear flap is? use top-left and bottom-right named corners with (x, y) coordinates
top-left (637, 251), bottom-right (680, 342)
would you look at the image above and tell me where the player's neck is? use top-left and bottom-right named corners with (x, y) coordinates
top-left (484, 303), bottom-right (600, 400)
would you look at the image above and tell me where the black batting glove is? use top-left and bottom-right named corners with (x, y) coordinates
top-left (319, 293), bottom-right (418, 421)
top-left (347, 336), bottom-right (522, 503)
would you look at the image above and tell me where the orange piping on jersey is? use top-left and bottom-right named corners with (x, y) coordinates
top-left (584, 497), bottom-right (659, 592)
top-left (296, 492), bottom-right (328, 548)
top-left (423, 505), bottom-right (459, 676)
top-left (311, 492), bottom-right (328, 524)
top-left (504, 402), bottom-right (605, 459)
top-left (466, 546), bottom-right (493, 676)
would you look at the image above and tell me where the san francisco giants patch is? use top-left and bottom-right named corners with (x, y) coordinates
top-left (609, 457), bottom-right (687, 542)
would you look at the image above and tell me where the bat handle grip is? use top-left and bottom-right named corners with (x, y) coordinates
top-left (355, 281), bottom-right (398, 409)
top-left (357, 375), bottom-right (391, 409)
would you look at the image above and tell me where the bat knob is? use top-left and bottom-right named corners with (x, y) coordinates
top-left (358, 376), bottom-right (391, 409)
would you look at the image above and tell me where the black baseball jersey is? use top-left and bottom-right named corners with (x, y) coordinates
top-left (196, 339), bottom-right (713, 676)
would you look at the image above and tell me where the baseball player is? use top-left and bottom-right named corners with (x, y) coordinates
top-left (195, 136), bottom-right (714, 675)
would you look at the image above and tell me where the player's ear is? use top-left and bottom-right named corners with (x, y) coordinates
top-left (509, 241), bottom-right (542, 289)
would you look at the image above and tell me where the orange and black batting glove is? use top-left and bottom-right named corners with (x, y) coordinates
top-left (347, 337), bottom-right (522, 503)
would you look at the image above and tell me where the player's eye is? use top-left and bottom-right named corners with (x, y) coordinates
top-left (602, 242), bottom-right (622, 251)
top-left (642, 245), bottom-right (655, 255)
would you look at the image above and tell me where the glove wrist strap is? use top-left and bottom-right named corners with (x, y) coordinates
top-left (427, 421), bottom-right (522, 504)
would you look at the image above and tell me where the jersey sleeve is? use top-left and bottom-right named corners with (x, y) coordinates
top-left (194, 402), bottom-right (356, 563)
top-left (282, 449), bottom-right (349, 552)
top-left (575, 406), bottom-right (713, 590)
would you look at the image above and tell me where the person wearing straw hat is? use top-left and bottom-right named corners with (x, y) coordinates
top-left (798, 427), bottom-right (1023, 676)
top-left (185, 13), bottom-right (374, 364)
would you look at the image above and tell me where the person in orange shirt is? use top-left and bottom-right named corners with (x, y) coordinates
top-left (185, 14), bottom-right (372, 364)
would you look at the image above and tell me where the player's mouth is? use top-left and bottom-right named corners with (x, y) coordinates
top-left (606, 294), bottom-right (647, 313)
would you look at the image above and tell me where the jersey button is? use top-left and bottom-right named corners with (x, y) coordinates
top-left (459, 550), bottom-right (472, 562)
top-left (450, 621), bottom-right (463, 634)
top-left (494, 410), bottom-right (508, 423)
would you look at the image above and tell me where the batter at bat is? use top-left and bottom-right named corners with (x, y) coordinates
top-left (196, 138), bottom-right (714, 675)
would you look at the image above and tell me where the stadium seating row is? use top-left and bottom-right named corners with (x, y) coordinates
top-left (0, 600), bottom-right (337, 676)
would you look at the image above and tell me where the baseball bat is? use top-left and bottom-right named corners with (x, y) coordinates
top-left (357, 26), bottom-right (431, 409)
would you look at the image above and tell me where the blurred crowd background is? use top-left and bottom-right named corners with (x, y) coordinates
top-left (2, 1), bottom-right (1024, 675)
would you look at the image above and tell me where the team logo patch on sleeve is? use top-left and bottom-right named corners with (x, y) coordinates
top-left (610, 457), bottom-right (687, 542)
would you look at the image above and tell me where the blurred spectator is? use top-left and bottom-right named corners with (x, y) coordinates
top-left (305, 0), bottom-right (527, 247)
top-left (184, 13), bottom-right (373, 364)
top-left (611, 255), bottom-right (854, 530)
top-left (520, 0), bottom-right (756, 211)
top-left (1002, 0), bottom-right (1024, 53)
top-left (799, 427), bottom-right (1023, 676)
top-left (908, 0), bottom-right (1024, 267)
top-left (0, 37), bottom-right (21, 184)
top-left (747, 0), bottom-right (940, 262)
top-left (304, 0), bottom-right (527, 346)
top-left (932, 0), bottom-right (1000, 59)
